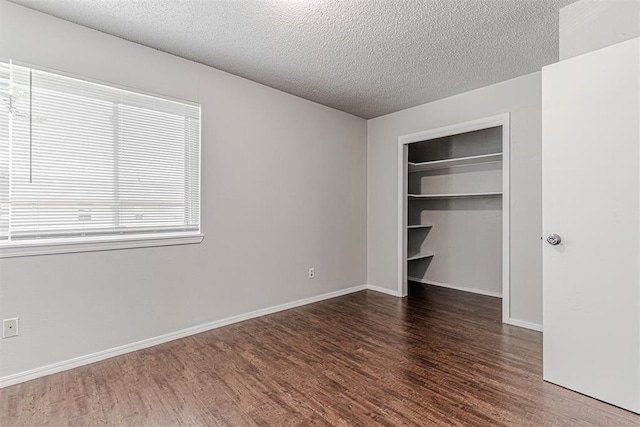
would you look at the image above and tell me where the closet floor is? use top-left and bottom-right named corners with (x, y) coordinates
top-left (1, 284), bottom-right (638, 426)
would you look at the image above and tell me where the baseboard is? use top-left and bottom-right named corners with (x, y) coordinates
top-left (366, 284), bottom-right (403, 297)
top-left (505, 317), bottom-right (543, 332)
top-left (0, 284), bottom-right (367, 389)
top-left (408, 277), bottom-right (502, 299)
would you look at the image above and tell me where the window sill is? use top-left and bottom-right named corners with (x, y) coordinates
top-left (0, 233), bottom-right (205, 258)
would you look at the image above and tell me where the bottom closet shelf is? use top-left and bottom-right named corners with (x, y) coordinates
top-left (407, 252), bottom-right (435, 261)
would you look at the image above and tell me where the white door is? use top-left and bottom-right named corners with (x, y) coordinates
top-left (542, 38), bottom-right (640, 414)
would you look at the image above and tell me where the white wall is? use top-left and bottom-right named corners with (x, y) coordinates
top-left (560, 0), bottom-right (640, 60)
top-left (368, 72), bottom-right (543, 327)
top-left (0, 1), bottom-right (367, 381)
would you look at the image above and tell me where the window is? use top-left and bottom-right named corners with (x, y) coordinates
top-left (0, 61), bottom-right (202, 257)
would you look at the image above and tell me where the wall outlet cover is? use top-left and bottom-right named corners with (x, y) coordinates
top-left (3, 318), bottom-right (19, 338)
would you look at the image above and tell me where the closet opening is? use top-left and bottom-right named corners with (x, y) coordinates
top-left (397, 114), bottom-right (511, 323)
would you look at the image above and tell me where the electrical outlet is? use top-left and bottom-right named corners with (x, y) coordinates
top-left (3, 318), bottom-right (19, 338)
top-left (308, 267), bottom-right (315, 279)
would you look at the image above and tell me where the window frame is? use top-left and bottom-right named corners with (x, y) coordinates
top-left (0, 60), bottom-right (204, 258)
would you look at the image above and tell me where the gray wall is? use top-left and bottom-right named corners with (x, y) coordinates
top-left (0, 2), bottom-right (367, 379)
top-left (560, 0), bottom-right (640, 60)
top-left (368, 72), bottom-right (543, 327)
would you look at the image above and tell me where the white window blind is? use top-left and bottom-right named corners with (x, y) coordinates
top-left (0, 62), bottom-right (201, 246)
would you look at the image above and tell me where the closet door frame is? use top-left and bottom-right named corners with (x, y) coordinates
top-left (396, 113), bottom-right (511, 323)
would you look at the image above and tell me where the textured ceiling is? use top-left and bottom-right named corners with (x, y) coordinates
top-left (10, 0), bottom-right (577, 119)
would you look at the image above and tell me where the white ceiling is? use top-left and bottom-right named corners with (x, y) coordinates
top-left (10, 0), bottom-right (577, 119)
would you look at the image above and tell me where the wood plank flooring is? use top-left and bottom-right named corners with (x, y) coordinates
top-left (1, 284), bottom-right (639, 426)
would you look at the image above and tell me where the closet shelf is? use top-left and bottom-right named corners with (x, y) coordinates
top-left (407, 251), bottom-right (435, 261)
top-left (407, 224), bottom-right (433, 229)
top-left (408, 153), bottom-right (502, 173)
top-left (408, 192), bottom-right (502, 199)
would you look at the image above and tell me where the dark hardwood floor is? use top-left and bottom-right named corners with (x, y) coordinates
top-left (1, 284), bottom-right (638, 426)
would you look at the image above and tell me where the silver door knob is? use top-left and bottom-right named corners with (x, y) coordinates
top-left (546, 233), bottom-right (562, 245)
